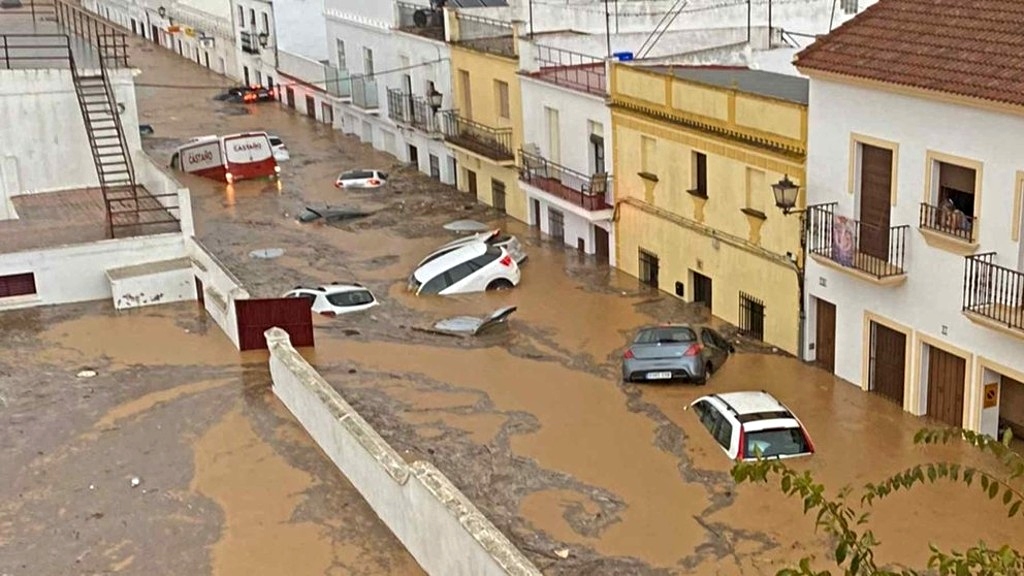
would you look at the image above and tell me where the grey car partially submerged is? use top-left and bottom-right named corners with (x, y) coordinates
top-left (621, 324), bottom-right (734, 384)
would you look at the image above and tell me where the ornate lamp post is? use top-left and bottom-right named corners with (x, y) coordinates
top-left (770, 174), bottom-right (810, 361)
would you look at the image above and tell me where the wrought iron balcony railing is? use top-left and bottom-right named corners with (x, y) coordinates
top-left (532, 45), bottom-right (607, 96)
top-left (518, 149), bottom-right (610, 211)
top-left (387, 88), bottom-right (440, 133)
top-left (351, 75), bottom-right (379, 110)
top-left (440, 111), bottom-right (513, 162)
top-left (963, 253), bottom-right (1024, 332)
top-left (807, 202), bottom-right (909, 279)
top-left (920, 201), bottom-right (977, 242)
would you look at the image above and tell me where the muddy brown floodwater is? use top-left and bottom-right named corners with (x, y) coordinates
top-left (3, 34), bottom-right (1022, 576)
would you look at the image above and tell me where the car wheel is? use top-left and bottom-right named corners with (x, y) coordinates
top-left (486, 279), bottom-right (514, 291)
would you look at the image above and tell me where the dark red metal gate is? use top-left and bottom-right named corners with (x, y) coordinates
top-left (235, 298), bottom-right (315, 351)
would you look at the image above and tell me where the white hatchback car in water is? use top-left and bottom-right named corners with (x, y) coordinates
top-left (409, 243), bottom-right (520, 296)
top-left (417, 229), bottom-right (528, 267)
top-left (334, 169), bottom-right (388, 189)
top-left (689, 391), bottom-right (815, 462)
top-left (283, 283), bottom-right (379, 317)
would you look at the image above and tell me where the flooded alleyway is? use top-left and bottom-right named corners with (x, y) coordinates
top-left (1, 30), bottom-right (1021, 576)
top-left (0, 302), bottom-right (424, 575)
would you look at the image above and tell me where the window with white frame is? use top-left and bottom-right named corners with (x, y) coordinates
top-left (363, 47), bottom-right (374, 77)
top-left (261, 12), bottom-right (269, 34)
top-left (925, 159), bottom-right (977, 240)
top-left (335, 39), bottom-right (346, 70)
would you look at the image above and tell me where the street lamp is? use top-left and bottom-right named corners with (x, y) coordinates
top-left (771, 174), bottom-right (801, 215)
top-left (427, 85), bottom-right (443, 112)
top-left (157, 5), bottom-right (166, 17)
top-left (257, 32), bottom-right (270, 48)
top-left (769, 174), bottom-right (810, 362)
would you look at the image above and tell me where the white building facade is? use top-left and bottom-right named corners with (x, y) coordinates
top-left (798, 8), bottom-right (1024, 439)
top-left (229, 0), bottom-right (277, 87)
top-left (323, 0), bottom-right (456, 184)
top-left (517, 43), bottom-right (614, 264)
top-left (273, 0), bottom-right (337, 124)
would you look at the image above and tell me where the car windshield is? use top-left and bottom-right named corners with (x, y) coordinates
top-left (341, 170), bottom-right (375, 180)
top-left (269, 137), bottom-right (283, 146)
top-left (325, 289), bottom-right (375, 307)
top-left (743, 427), bottom-right (811, 459)
top-left (635, 327), bottom-right (696, 344)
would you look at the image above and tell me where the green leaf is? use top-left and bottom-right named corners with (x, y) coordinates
top-left (1004, 488), bottom-right (1014, 505)
top-left (988, 481), bottom-right (999, 499)
top-left (835, 541), bottom-right (848, 564)
top-left (782, 475), bottom-right (792, 493)
top-left (1009, 500), bottom-right (1021, 518)
top-left (850, 552), bottom-right (861, 575)
top-left (981, 475), bottom-right (990, 490)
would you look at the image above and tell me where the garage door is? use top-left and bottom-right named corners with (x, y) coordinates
top-left (1001, 376), bottom-right (1024, 439)
top-left (235, 298), bottom-right (315, 351)
top-left (869, 321), bottom-right (905, 405)
top-left (926, 347), bottom-right (966, 427)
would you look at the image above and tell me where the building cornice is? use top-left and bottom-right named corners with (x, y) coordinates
top-left (323, 9), bottom-right (391, 32)
top-left (609, 99), bottom-right (806, 160)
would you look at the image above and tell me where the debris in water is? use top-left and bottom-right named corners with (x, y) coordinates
top-left (430, 306), bottom-right (518, 337)
top-left (89, 484), bottom-right (95, 490)
top-left (443, 219), bottom-right (490, 233)
top-left (249, 248), bottom-right (285, 259)
top-left (130, 477), bottom-right (141, 488)
top-left (76, 369), bottom-right (97, 379)
top-left (554, 549), bottom-right (570, 559)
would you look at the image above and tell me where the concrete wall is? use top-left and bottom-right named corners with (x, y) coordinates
top-left (264, 328), bottom-right (542, 576)
top-left (803, 75), bottom-right (1024, 432)
top-left (188, 238), bottom-right (249, 349)
top-left (0, 68), bottom-right (140, 196)
top-left (108, 259), bottom-right (196, 310)
top-left (273, 0), bottom-right (328, 59)
top-left (0, 233), bottom-right (187, 311)
top-left (134, 152), bottom-right (196, 237)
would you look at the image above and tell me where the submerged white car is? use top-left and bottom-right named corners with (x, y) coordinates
top-left (283, 283), bottom-right (379, 317)
top-left (409, 243), bottom-right (520, 296)
top-left (335, 169), bottom-right (388, 189)
top-left (418, 229), bottom-right (527, 267)
top-left (268, 135), bottom-right (290, 162)
top-left (689, 391), bottom-right (816, 462)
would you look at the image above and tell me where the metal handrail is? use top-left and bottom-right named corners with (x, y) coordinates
top-left (518, 149), bottom-right (610, 210)
top-left (963, 253), bottom-right (1024, 331)
top-left (807, 202), bottom-right (909, 278)
top-left (440, 111), bottom-right (513, 160)
top-left (534, 45), bottom-right (606, 96)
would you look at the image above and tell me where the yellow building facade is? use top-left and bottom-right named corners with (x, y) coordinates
top-left (444, 15), bottom-right (526, 222)
top-left (609, 64), bottom-right (808, 354)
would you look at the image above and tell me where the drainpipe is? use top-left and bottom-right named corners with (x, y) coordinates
top-left (796, 211), bottom-right (807, 361)
top-left (746, 0), bottom-right (751, 44)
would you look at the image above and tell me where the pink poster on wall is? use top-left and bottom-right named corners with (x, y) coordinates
top-left (832, 215), bottom-right (856, 267)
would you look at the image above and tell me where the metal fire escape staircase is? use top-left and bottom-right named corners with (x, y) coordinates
top-left (69, 34), bottom-right (139, 238)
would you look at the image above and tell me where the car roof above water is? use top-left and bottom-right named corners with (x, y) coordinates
top-left (413, 242), bottom-right (491, 283)
top-left (713, 391), bottom-right (791, 417)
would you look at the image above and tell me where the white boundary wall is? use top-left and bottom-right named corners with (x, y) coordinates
top-left (265, 328), bottom-right (542, 576)
top-left (188, 239), bottom-right (249, 349)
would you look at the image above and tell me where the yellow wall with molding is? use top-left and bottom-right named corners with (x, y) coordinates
top-left (449, 45), bottom-right (526, 221)
top-left (610, 64), bottom-right (807, 353)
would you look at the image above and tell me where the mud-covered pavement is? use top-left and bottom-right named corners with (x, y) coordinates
top-left (0, 302), bottom-right (423, 575)
top-left (3, 35), bottom-right (1022, 575)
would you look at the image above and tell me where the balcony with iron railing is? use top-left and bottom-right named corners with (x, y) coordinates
top-left (351, 75), bottom-right (379, 111)
top-left (529, 45), bottom-right (606, 96)
top-left (807, 203), bottom-right (909, 284)
top-left (395, 1), bottom-right (445, 41)
top-left (387, 88), bottom-right (441, 134)
top-left (919, 201), bottom-right (978, 253)
top-left (440, 111), bottom-right (513, 163)
top-left (963, 253), bottom-right (1024, 336)
top-left (518, 149), bottom-right (610, 212)
top-left (453, 12), bottom-right (515, 59)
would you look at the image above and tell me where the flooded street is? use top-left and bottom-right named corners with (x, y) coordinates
top-left (2, 34), bottom-right (1022, 575)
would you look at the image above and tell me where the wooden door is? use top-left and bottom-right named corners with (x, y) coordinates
top-left (927, 347), bottom-right (966, 427)
top-left (869, 322), bottom-right (906, 405)
top-left (235, 298), bottom-right (315, 351)
top-left (532, 199), bottom-right (541, 228)
top-left (858, 144), bottom-right (893, 261)
top-left (815, 299), bottom-right (836, 373)
top-left (594, 225), bottom-right (610, 264)
top-left (195, 276), bottom-right (205, 306)
top-left (467, 170), bottom-right (477, 196)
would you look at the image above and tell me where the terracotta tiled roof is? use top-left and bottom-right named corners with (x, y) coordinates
top-left (794, 0), bottom-right (1024, 108)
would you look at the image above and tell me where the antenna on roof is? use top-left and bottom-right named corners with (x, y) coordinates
top-left (635, 0), bottom-right (689, 60)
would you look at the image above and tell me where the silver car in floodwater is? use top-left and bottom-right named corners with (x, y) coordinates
top-left (621, 324), bottom-right (734, 385)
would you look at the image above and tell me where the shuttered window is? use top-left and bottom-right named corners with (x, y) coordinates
top-left (0, 272), bottom-right (37, 298)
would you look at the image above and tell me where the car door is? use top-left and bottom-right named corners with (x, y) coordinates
top-left (440, 261), bottom-right (480, 294)
top-left (285, 289), bottom-right (322, 311)
top-left (700, 328), bottom-right (727, 372)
